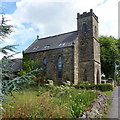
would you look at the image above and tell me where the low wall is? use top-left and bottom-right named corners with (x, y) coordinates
top-left (81, 92), bottom-right (108, 118)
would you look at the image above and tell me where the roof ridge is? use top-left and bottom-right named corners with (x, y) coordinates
top-left (38, 30), bottom-right (77, 40)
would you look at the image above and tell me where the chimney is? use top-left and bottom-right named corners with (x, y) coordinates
top-left (37, 35), bottom-right (39, 39)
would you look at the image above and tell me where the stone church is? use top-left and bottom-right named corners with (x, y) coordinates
top-left (23, 9), bottom-right (101, 85)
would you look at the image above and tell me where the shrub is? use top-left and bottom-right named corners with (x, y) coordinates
top-left (68, 89), bottom-right (98, 117)
top-left (74, 84), bottom-right (113, 91)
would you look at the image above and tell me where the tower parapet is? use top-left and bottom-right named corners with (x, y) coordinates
top-left (77, 9), bottom-right (98, 23)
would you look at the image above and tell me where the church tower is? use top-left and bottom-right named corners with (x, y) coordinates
top-left (77, 9), bottom-right (101, 84)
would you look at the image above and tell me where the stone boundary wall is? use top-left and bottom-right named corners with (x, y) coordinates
top-left (81, 92), bottom-right (108, 118)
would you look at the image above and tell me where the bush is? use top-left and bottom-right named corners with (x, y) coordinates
top-left (74, 84), bottom-right (113, 92)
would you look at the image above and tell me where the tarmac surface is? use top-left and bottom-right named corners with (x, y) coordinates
top-left (106, 86), bottom-right (120, 119)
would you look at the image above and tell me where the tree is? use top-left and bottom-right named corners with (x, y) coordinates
top-left (116, 38), bottom-right (120, 82)
top-left (0, 15), bottom-right (45, 96)
top-left (0, 15), bottom-right (13, 41)
top-left (99, 36), bottom-right (119, 79)
top-left (0, 15), bottom-right (40, 113)
top-left (0, 15), bottom-right (15, 112)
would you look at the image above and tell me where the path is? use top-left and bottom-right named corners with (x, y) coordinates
top-left (106, 86), bottom-right (120, 119)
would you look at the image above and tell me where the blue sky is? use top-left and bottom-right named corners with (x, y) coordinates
top-left (2, 2), bottom-right (17, 14)
top-left (0, 0), bottom-right (118, 58)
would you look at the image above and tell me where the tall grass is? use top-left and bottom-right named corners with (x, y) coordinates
top-left (2, 86), bottom-right (98, 118)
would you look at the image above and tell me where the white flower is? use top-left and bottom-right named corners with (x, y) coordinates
top-left (0, 104), bottom-right (5, 111)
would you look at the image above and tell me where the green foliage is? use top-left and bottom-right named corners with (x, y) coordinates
top-left (2, 86), bottom-right (98, 118)
top-left (74, 84), bottom-right (113, 92)
top-left (117, 77), bottom-right (120, 82)
top-left (0, 15), bottom-right (13, 41)
top-left (99, 36), bottom-right (119, 78)
top-left (69, 90), bottom-right (97, 117)
top-left (23, 53), bottom-right (30, 62)
top-left (49, 86), bottom-right (98, 117)
top-left (0, 15), bottom-right (17, 112)
top-left (18, 60), bottom-right (40, 75)
top-left (2, 69), bottom-right (41, 96)
top-left (116, 77), bottom-right (120, 85)
top-left (103, 91), bottom-right (112, 96)
top-left (19, 60), bottom-right (46, 87)
top-left (1, 55), bottom-right (44, 97)
top-left (1, 45), bottom-right (17, 55)
top-left (37, 88), bottom-right (47, 96)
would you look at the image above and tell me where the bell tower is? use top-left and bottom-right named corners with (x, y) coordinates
top-left (77, 9), bottom-right (101, 84)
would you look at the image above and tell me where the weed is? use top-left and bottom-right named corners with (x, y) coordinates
top-left (2, 86), bottom-right (98, 118)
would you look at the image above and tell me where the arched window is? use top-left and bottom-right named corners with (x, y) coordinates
top-left (43, 58), bottom-right (47, 65)
top-left (58, 56), bottom-right (62, 78)
top-left (83, 23), bottom-right (87, 33)
top-left (43, 58), bottom-right (47, 71)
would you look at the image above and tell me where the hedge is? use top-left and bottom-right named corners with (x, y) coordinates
top-left (74, 84), bottom-right (113, 92)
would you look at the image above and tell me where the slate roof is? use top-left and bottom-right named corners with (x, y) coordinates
top-left (24, 31), bottom-right (78, 54)
top-left (7, 59), bottom-right (23, 73)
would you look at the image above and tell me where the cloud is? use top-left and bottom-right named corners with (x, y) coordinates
top-left (96, 0), bottom-right (118, 37)
top-left (1, 0), bottom-right (118, 59)
top-left (13, 52), bottom-right (23, 58)
top-left (0, 51), bottom-right (23, 59)
top-left (12, 1), bottom-right (76, 36)
top-left (97, 0), bottom-right (108, 6)
top-left (12, 0), bottom-right (118, 37)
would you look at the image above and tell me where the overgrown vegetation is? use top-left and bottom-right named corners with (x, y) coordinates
top-left (2, 84), bottom-right (98, 118)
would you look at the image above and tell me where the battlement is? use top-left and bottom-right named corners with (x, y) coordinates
top-left (77, 9), bottom-right (98, 22)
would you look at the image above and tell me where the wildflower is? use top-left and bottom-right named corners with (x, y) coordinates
top-left (0, 104), bottom-right (5, 112)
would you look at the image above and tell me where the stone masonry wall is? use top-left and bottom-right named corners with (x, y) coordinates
top-left (81, 92), bottom-right (108, 118)
top-left (78, 61), bottom-right (94, 84)
top-left (24, 47), bottom-right (74, 84)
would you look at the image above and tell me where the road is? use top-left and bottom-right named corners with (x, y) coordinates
top-left (106, 86), bottom-right (120, 119)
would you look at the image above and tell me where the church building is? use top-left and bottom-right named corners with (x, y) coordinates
top-left (23, 9), bottom-right (101, 85)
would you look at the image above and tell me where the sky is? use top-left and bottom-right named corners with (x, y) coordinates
top-left (0, 0), bottom-right (119, 58)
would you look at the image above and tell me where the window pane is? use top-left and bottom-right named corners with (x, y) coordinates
top-left (83, 24), bottom-right (87, 33)
top-left (43, 58), bottom-right (47, 72)
top-left (58, 57), bottom-right (62, 78)
top-left (58, 57), bottom-right (62, 70)
top-left (43, 58), bottom-right (47, 65)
